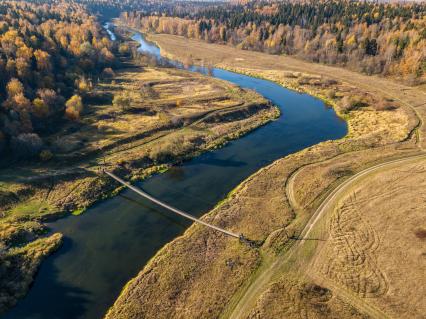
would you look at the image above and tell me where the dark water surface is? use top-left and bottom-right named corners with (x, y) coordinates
top-left (4, 29), bottom-right (346, 319)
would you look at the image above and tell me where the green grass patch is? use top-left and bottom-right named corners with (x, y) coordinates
top-left (8, 199), bottom-right (54, 218)
top-left (71, 208), bottom-right (85, 216)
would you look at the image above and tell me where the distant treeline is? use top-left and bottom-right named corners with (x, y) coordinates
top-left (75, 0), bottom-right (221, 21)
top-left (0, 1), bottom-right (117, 160)
top-left (120, 0), bottom-right (426, 82)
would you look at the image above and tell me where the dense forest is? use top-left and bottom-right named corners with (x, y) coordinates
top-left (0, 0), bottom-right (116, 160)
top-left (75, 0), bottom-right (218, 21)
top-left (120, 0), bottom-right (426, 82)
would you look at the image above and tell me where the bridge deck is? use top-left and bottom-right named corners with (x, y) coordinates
top-left (105, 170), bottom-right (241, 239)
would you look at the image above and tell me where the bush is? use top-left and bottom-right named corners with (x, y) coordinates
top-left (101, 67), bottom-right (115, 78)
top-left (33, 98), bottom-right (49, 118)
top-left (323, 78), bottom-right (338, 86)
top-left (118, 43), bottom-right (130, 55)
top-left (375, 98), bottom-right (396, 111)
top-left (339, 95), bottom-right (364, 113)
top-left (148, 134), bottom-right (202, 163)
top-left (325, 89), bottom-right (336, 99)
top-left (283, 72), bottom-right (298, 78)
top-left (36, 89), bottom-right (64, 115)
top-left (65, 95), bottom-right (83, 120)
top-left (112, 93), bottom-right (132, 111)
top-left (140, 84), bottom-right (158, 98)
top-left (297, 76), bottom-right (311, 85)
top-left (10, 133), bottom-right (43, 159)
top-left (39, 150), bottom-right (53, 161)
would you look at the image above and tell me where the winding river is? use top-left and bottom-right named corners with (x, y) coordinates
top-left (4, 26), bottom-right (347, 319)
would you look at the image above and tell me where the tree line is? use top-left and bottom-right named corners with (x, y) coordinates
top-left (0, 0), bottom-right (117, 160)
top-left (120, 0), bottom-right (425, 83)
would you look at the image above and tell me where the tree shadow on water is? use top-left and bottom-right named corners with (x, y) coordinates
top-left (4, 237), bottom-right (92, 319)
top-left (200, 157), bottom-right (247, 167)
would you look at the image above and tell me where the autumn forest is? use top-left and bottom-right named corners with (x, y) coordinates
top-left (121, 1), bottom-right (425, 81)
top-left (1, 0), bottom-right (424, 161)
top-left (1, 1), bottom-right (425, 319)
top-left (0, 0), bottom-right (116, 160)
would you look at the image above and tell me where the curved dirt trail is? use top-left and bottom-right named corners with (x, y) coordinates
top-left (227, 153), bottom-right (426, 319)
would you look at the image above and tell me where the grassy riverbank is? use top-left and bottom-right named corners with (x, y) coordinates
top-left (0, 55), bottom-right (278, 314)
top-left (106, 32), bottom-right (424, 319)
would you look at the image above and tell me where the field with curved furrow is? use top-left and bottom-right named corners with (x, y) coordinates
top-left (311, 159), bottom-right (426, 318)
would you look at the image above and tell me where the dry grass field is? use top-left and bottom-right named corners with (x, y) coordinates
top-left (246, 156), bottom-right (426, 319)
top-left (106, 33), bottom-right (426, 319)
top-left (246, 277), bottom-right (370, 319)
top-left (311, 158), bottom-right (426, 318)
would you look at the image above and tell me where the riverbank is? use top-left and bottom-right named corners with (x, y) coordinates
top-left (145, 33), bottom-right (426, 145)
top-left (146, 33), bottom-right (420, 145)
top-left (0, 58), bottom-right (278, 314)
top-left (106, 32), bottom-right (423, 319)
top-left (3, 26), bottom-right (349, 319)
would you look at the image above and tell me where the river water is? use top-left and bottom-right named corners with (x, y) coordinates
top-left (4, 27), bottom-right (346, 319)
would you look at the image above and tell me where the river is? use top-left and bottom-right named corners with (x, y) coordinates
top-left (4, 26), bottom-right (346, 319)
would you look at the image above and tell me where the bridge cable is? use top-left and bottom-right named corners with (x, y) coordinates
top-left (104, 170), bottom-right (245, 240)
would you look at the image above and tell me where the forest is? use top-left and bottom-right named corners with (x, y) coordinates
top-left (119, 0), bottom-right (426, 82)
top-left (0, 0), bottom-right (116, 161)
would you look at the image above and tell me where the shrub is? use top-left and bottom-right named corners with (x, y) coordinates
top-left (33, 98), bottom-right (49, 118)
top-left (118, 43), bottom-right (130, 55)
top-left (76, 78), bottom-right (91, 93)
top-left (323, 78), bottom-right (338, 86)
top-left (283, 72), bottom-right (298, 78)
top-left (36, 88), bottom-right (64, 115)
top-left (375, 98), bottom-right (396, 111)
top-left (325, 90), bottom-right (336, 99)
top-left (140, 84), bottom-right (158, 98)
top-left (101, 67), bottom-right (115, 78)
top-left (148, 134), bottom-right (201, 163)
top-left (10, 133), bottom-right (43, 159)
top-left (39, 150), bottom-right (53, 161)
top-left (6, 78), bottom-right (24, 98)
top-left (297, 76), bottom-right (311, 85)
top-left (65, 95), bottom-right (83, 120)
top-left (112, 93), bottom-right (132, 111)
top-left (339, 95), bottom-right (364, 113)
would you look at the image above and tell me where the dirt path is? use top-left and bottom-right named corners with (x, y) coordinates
top-left (227, 153), bottom-right (426, 319)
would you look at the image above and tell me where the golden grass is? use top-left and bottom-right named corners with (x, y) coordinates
top-left (246, 275), bottom-right (369, 319)
top-left (310, 159), bottom-right (426, 318)
top-left (105, 32), bottom-right (425, 319)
